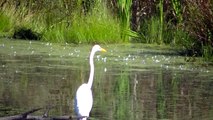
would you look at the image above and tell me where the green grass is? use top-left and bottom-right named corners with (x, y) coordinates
top-left (139, 16), bottom-right (162, 44)
top-left (139, 16), bottom-right (191, 46)
top-left (0, 1), bottom-right (122, 44)
top-left (0, 11), bottom-right (14, 36)
top-left (42, 2), bottom-right (122, 44)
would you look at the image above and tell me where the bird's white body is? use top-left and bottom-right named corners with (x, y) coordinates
top-left (74, 84), bottom-right (93, 119)
top-left (74, 45), bottom-right (106, 120)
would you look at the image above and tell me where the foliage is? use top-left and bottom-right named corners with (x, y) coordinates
top-left (0, 0), bottom-right (122, 44)
top-left (0, 12), bottom-right (12, 33)
top-left (183, 1), bottom-right (213, 60)
top-left (171, 0), bottom-right (183, 23)
top-left (135, 0), bottom-right (213, 61)
top-left (139, 16), bottom-right (191, 46)
top-left (117, 0), bottom-right (133, 41)
top-left (0, 10), bottom-right (15, 37)
top-left (43, 2), bottom-right (122, 44)
top-left (159, 0), bottom-right (164, 44)
top-left (139, 16), bottom-right (161, 44)
top-left (0, 0), bottom-right (213, 60)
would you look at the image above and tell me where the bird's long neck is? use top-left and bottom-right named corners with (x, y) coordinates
top-left (87, 50), bottom-right (95, 89)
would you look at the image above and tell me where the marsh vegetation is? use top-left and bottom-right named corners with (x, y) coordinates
top-left (0, 0), bottom-right (212, 61)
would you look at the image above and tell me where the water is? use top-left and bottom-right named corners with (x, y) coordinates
top-left (0, 39), bottom-right (213, 119)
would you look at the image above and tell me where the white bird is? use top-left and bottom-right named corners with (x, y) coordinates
top-left (74, 45), bottom-right (106, 120)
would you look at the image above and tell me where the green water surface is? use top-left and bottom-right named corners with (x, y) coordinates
top-left (0, 39), bottom-right (212, 120)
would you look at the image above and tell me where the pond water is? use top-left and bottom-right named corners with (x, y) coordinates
top-left (0, 39), bottom-right (213, 120)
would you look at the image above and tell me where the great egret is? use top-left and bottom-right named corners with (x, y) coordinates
top-left (74, 45), bottom-right (106, 120)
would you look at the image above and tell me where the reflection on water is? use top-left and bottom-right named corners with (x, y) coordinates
top-left (0, 39), bottom-right (213, 119)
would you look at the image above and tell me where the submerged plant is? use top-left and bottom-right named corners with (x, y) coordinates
top-left (114, 70), bottom-right (131, 119)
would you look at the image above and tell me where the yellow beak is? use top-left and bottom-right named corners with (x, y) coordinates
top-left (101, 48), bottom-right (107, 52)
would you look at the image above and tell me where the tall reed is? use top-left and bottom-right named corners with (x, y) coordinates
top-left (171, 0), bottom-right (182, 23)
top-left (159, 0), bottom-right (164, 44)
top-left (140, 16), bottom-right (161, 44)
top-left (117, 0), bottom-right (132, 41)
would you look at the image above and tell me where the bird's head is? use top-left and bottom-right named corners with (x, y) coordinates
top-left (92, 45), bottom-right (107, 53)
